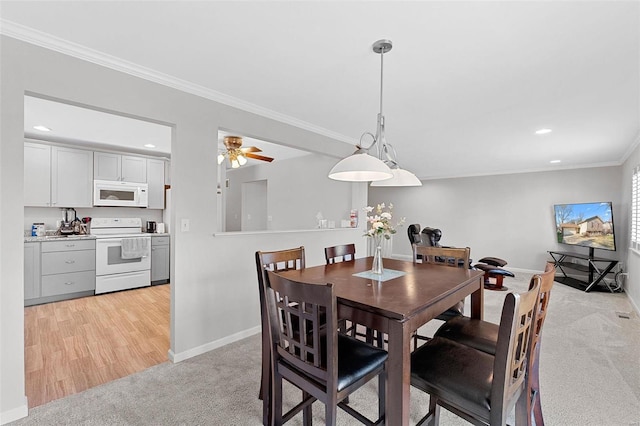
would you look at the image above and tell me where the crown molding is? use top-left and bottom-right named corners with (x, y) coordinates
top-left (0, 19), bottom-right (355, 145)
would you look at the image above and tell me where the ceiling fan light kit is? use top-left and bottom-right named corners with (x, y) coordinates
top-left (328, 39), bottom-right (421, 187)
top-left (218, 135), bottom-right (274, 169)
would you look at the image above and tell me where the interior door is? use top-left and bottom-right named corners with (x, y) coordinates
top-left (241, 180), bottom-right (267, 231)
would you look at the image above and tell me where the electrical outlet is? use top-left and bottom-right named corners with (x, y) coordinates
top-left (181, 219), bottom-right (190, 232)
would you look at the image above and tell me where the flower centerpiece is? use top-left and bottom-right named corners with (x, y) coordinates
top-left (364, 203), bottom-right (405, 274)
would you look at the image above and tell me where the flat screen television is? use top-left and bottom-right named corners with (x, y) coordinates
top-left (553, 202), bottom-right (616, 251)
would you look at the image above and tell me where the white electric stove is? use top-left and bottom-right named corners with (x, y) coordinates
top-left (91, 218), bottom-right (151, 294)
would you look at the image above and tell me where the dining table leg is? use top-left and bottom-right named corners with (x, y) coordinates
top-left (470, 275), bottom-right (484, 320)
top-left (386, 319), bottom-right (412, 425)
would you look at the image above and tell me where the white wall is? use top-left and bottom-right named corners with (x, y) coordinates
top-left (369, 166), bottom-right (624, 270)
top-left (0, 36), bottom-right (363, 423)
top-left (225, 154), bottom-right (353, 231)
top-left (622, 141), bottom-right (640, 313)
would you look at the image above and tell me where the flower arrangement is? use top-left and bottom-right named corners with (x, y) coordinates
top-left (364, 203), bottom-right (405, 240)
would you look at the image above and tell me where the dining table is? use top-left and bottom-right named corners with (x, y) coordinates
top-left (277, 256), bottom-right (485, 426)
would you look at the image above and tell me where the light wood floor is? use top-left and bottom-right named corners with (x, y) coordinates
top-left (24, 284), bottom-right (170, 408)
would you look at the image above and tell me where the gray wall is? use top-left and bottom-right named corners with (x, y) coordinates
top-left (224, 154), bottom-right (353, 231)
top-left (0, 36), bottom-right (368, 422)
top-left (370, 166), bottom-right (624, 270)
top-left (622, 142), bottom-right (640, 313)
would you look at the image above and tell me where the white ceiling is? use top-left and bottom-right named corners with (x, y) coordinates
top-left (3, 1), bottom-right (639, 179)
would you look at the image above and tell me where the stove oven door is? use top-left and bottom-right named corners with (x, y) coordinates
top-left (95, 236), bottom-right (151, 276)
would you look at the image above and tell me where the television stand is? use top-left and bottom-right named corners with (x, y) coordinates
top-left (548, 249), bottom-right (619, 293)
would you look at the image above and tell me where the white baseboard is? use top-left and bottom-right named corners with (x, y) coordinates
top-left (0, 396), bottom-right (28, 425)
top-left (168, 326), bottom-right (261, 363)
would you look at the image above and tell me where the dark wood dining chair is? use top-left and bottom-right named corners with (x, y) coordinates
top-left (434, 262), bottom-right (556, 426)
top-left (255, 247), bottom-right (305, 426)
top-left (412, 245), bottom-right (470, 348)
top-left (324, 243), bottom-right (356, 264)
top-left (410, 280), bottom-right (541, 426)
top-left (264, 270), bottom-right (388, 426)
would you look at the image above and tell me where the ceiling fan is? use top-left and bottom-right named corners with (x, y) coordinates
top-left (217, 136), bottom-right (274, 168)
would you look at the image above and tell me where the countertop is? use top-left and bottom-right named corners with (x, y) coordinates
top-left (24, 233), bottom-right (169, 242)
top-left (24, 234), bottom-right (96, 243)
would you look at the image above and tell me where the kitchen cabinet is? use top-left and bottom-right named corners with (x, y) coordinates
top-left (147, 158), bottom-right (165, 209)
top-left (151, 235), bottom-right (170, 284)
top-left (24, 143), bottom-right (93, 207)
top-left (94, 151), bottom-right (147, 182)
top-left (24, 143), bottom-right (52, 206)
top-left (24, 242), bottom-right (41, 301)
top-left (25, 239), bottom-right (96, 306)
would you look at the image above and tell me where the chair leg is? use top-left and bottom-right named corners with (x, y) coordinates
top-left (325, 403), bottom-right (337, 426)
top-left (532, 390), bottom-right (544, 426)
top-left (302, 391), bottom-right (312, 426)
top-left (378, 367), bottom-right (386, 420)
top-left (429, 396), bottom-right (440, 426)
top-left (261, 351), bottom-right (271, 425)
top-left (515, 388), bottom-right (529, 426)
top-left (273, 370), bottom-right (283, 426)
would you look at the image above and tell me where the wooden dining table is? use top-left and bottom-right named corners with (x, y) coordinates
top-left (278, 257), bottom-right (485, 425)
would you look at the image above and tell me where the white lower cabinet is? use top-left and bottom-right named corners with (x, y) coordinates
top-left (25, 239), bottom-right (96, 306)
top-left (151, 236), bottom-right (170, 284)
top-left (24, 242), bottom-right (41, 300)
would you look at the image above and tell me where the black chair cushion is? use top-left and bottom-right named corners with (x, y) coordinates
top-left (434, 317), bottom-right (499, 355)
top-left (434, 300), bottom-right (464, 322)
top-left (474, 263), bottom-right (515, 277)
top-left (335, 334), bottom-right (388, 392)
top-left (411, 337), bottom-right (494, 419)
top-left (478, 257), bottom-right (508, 267)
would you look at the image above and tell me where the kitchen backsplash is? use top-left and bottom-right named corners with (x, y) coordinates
top-left (24, 206), bottom-right (163, 233)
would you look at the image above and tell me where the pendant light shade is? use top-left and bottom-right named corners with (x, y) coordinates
top-left (328, 153), bottom-right (392, 182)
top-left (328, 39), bottom-right (421, 186)
top-left (370, 167), bottom-right (422, 186)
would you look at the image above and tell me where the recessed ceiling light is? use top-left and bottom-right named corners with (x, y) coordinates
top-left (33, 125), bottom-right (51, 132)
top-left (144, 144), bottom-right (156, 148)
top-left (535, 128), bottom-right (552, 135)
top-left (550, 159), bottom-right (562, 164)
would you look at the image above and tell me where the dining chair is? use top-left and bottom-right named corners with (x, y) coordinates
top-left (324, 243), bottom-right (381, 347)
top-left (264, 270), bottom-right (388, 426)
top-left (412, 245), bottom-right (470, 348)
top-left (324, 243), bottom-right (356, 264)
top-left (410, 280), bottom-right (541, 426)
top-left (255, 247), bottom-right (306, 426)
top-left (434, 262), bottom-right (556, 426)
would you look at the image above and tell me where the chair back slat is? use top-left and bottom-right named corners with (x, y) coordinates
top-left (324, 244), bottom-right (356, 264)
top-left (415, 246), bottom-right (470, 268)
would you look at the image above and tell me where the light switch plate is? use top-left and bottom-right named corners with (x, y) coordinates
top-left (181, 219), bottom-right (190, 232)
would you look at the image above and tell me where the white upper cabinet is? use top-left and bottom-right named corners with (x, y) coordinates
top-left (52, 146), bottom-right (93, 207)
top-left (24, 142), bottom-right (52, 207)
top-left (24, 142), bottom-right (93, 208)
top-left (94, 152), bottom-right (147, 182)
top-left (147, 158), bottom-right (165, 209)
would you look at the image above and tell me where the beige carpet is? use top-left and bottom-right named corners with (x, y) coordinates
top-left (9, 272), bottom-right (640, 425)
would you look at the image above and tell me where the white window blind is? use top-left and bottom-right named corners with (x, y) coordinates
top-left (632, 165), bottom-right (640, 251)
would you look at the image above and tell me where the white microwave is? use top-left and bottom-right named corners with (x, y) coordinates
top-left (93, 180), bottom-right (148, 207)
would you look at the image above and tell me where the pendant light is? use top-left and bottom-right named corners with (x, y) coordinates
top-left (328, 39), bottom-right (421, 186)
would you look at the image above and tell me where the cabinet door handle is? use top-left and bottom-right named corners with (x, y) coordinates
top-left (65, 244), bottom-right (75, 247)
top-left (65, 260), bottom-right (75, 264)
top-left (64, 281), bottom-right (74, 285)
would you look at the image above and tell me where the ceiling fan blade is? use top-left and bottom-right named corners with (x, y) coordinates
top-left (241, 146), bottom-right (262, 153)
top-left (245, 153), bottom-right (274, 162)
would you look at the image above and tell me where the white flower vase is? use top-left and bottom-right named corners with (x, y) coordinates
top-left (371, 235), bottom-right (384, 274)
